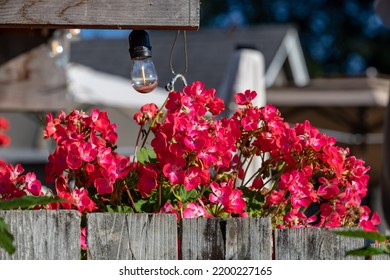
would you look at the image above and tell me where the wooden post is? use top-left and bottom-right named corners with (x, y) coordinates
top-left (0, 0), bottom-right (200, 30)
top-left (181, 218), bottom-right (272, 260)
top-left (87, 213), bottom-right (178, 260)
top-left (0, 210), bottom-right (81, 260)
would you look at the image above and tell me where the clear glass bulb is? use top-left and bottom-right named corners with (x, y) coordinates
top-left (130, 57), bottom-right (158, 94)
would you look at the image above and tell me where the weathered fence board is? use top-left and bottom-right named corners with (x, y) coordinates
top-left (0, 210), bottom-right (81, 260)
top-left (371, 244), bottom-right (390, 260)
top-left (2, 211), bottom-right (386, 260)
top-left (275, 227), bottom-right (365, 260)
top-left (0, 0), bottom-right (200, 30)
top-left (87, 213), bottom-right (178, 260)
top-left (181, 218), bottom-right (272, 260)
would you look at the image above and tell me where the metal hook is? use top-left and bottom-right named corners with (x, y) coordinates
top-left (166, 30), bottom-right (188, 92)
top-left (165, 74), bottom-right (188, 92)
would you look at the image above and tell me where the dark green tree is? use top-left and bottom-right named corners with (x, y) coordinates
top-left (200, 0), bottom-right (390, 77)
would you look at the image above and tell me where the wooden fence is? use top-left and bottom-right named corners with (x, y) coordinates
top-left (0, 210), bottom-right (388, 260)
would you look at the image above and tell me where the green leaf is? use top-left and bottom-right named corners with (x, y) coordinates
top-left (134, 199), bottom-right (151, 213)
top-left (335, 230), bottom-right (390, 243)
top-left (137, 147), bottom-right (157, 165)
top-left (0, 217), bottom-right (15, 255)
top-left (177, 185), bottom-right (199, 203)
top-left (106, 205), bottom-right (133, 213)
top-left (345, 246), bottom-right (390, 257)
top-left (0, 196), bottom-right (64, 210)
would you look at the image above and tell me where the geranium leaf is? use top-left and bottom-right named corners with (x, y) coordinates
top-left (335, 230), bottom-right (390, 243)
top-left (345, 246), bottom-right (390, 257)
top-left (134, 199), bottom-right (151, 213)
top-left (106, 205), bottom-right (133, 213)
top-left (0, 217), bottom-right (15, 255)
top-left (137, 147), bottom-right (157, 164)
top-left (177, 185), bottom-right (199, 203)
top-left (0, 196), bottom-right (64, 210)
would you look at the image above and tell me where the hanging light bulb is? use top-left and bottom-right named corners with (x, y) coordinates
top-left (129, 30), bottom-right (158, 94)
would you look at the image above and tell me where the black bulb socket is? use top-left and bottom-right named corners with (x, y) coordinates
top-left (129, 30), bottom-right (152, 59)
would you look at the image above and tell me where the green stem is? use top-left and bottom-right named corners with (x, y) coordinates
top-left (240, 153), bottom-right (256, 188)
top-left (131, 126), bottom-right (144, 163)
top-left (139, 98), bottom-right (169, 149)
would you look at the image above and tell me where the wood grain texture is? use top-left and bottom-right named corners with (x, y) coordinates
top-left (225, 218), bottom-right (272, 260)
top-left (87, 213), bottom-right (178, 260)
top-left (0, 210), bottom-right (81, 260)
top-left (181, 218), bottom-right (226, 260)
top-left (275, 227), bottom-right (365, 260)
top-left (0, 0), bottom-right (200, 30)
top-left (181, 218), bottom-right (272, 260)
top-left (371, 244), bottom-right (390, 260)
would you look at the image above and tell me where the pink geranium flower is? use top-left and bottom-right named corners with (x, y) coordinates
top-left (235, 90), bottom-right (257, 105)
top-left (183, 202), bottom-right (210, 218)
top-left (22, 81), bottom-right (377, 232)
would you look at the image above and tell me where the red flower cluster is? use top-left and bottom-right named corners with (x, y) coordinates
top-left (0, 81), bottom-right (379, 232)
top-left (43, 109), bottom-right (130, 211)
top-left (0, 117), bottom-right (10, 147)
top-left (0, 162), bottom-right (43, 200)
top-left (136, 82), bottom-right (378, 230)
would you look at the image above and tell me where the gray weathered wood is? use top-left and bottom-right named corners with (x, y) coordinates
top-left (275, 227), bottom-right (365, 260)
top-left (0, 210), bottom-right (81, 260)
top-left (0, 0), bottom-right (200, 30)
top-left (181, 218), bottom-right (272, 260)
top-left (87, 213), bottom-right (178, 260)
top-left (371, 244), bottom-right (390, 260)
top-left (181, 218), bottom-right (226, 260)
top-left (225, 218), bottom-right (272, 259)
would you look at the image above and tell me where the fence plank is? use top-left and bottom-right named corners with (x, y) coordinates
top-left (0, 210), bottom-right (81, 260)
top-left (225, 218), bottom-right (272, 260)
top-left (371, 244), bottom-right (390, 260)
top-left (181, 218), bottom-right (225, 260)
top-left (181, 218), bottom-right (272, 260)
top-left (275, 227), bottom-right (365, 260)
top-left (87, 213), bottom-right (178, 260)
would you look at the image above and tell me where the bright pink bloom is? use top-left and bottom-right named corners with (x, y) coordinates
top-left (79, 142), bottom-right (98, 162)
top-left (66, 143), bottom-right (83, 169)
top-left (162, 157), bottom-right (186, 185)
top-left (137, 164), bottom-right (159, 198)
top-left (241, 108), bottom-right (260, 131)
top-left (166, 91), bottom-right (183, 113)
top-left (234, 90), bottom-right (257, 105)
top-left (210, 180), bottom-right (246, 214)
top-left (359, 207), bottom-right (380, 232)
top-left (183, 202), bottom-right (209, 218)
top-left (0, 117), bottom-right (10, 130)
top-left (24, 172), bottom-right (42, 196)
top-left (160, 202), bottom-right (180, 221)
top-left (94, 177), bottom-right (114, 195)
top-left (317, 177), bottom-right (339, 199)
top-left (284, 209), bottom-right (316, 228)
top-left (80, 227), bottom-right (87, 250)
top-left (72, 188), bottom-right (98, 212)
top-left (208, 97), bottom-right (225, 116)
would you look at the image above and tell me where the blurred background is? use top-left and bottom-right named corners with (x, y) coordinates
top-left (82, 0), bottom-right (390, 77)
top-left (1, 0), bottom-right (390, 231)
